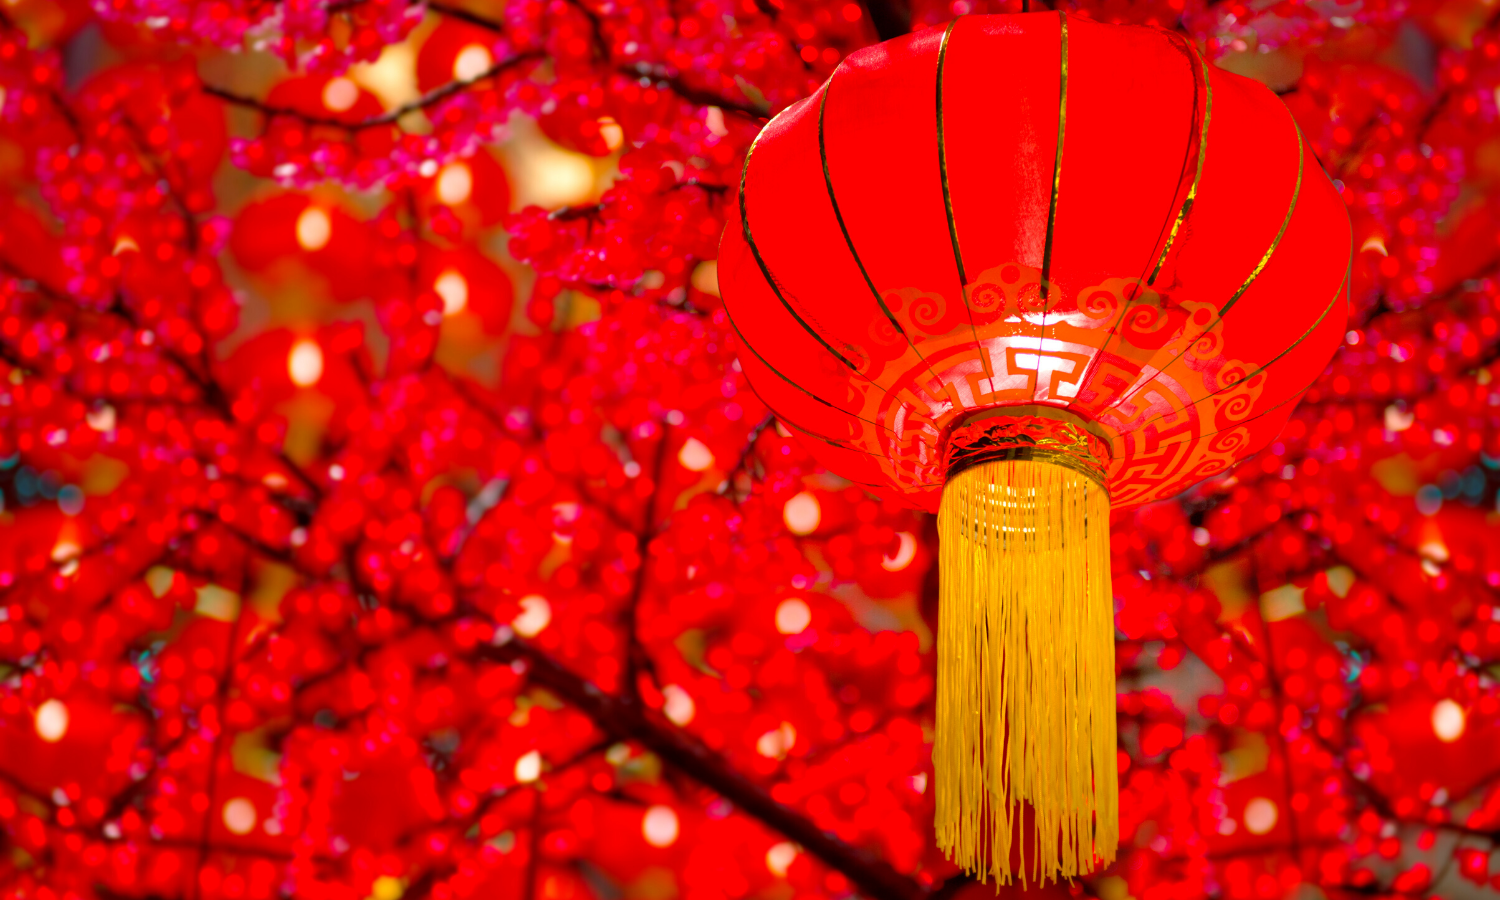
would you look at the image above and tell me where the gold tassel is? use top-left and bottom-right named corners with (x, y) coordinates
top-left (935, 456), bottom-right (1117, 886)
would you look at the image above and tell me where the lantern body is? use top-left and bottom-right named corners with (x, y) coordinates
top-left (719, 13), bottom-right (1350, 514)
top-left (718, 11), bottom-right (1350, 886)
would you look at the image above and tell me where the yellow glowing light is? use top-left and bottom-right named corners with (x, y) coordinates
top-left (597, 116), bottom-right (624, 152)
top-left (765, 842), bottom-right (798, 877)
top-left (35, 700), bottom-right (68, 743)
top-left (514, 750), bottom-right (542, 783)
top-left (452, 44), bottom-right (493, 82)
top-left (434, 270), bottom-right (469, 316)
top-left (435, 162), bottom-right (473, 206)
top-left (1244, 797), bottom-right (1278, 835)
top-left (677, 437), bottom-right (715, 472)
top-left (641, 805), bottom-right (679, 848)
top-left (661, 684), bottom-right (695, 726)
top-left (881, 531), bottom-right (917, 571)
top-left (288, 340), bottom-right (325, 387)
top-left (756, 722), bottom-right (796, 759)
top-left (512, 595), bottom-right (551, 638)
top-left (782, 491), bottom-right (820, 535)
top-left (222, 797), bottom-right (257, 835)
top-left (1432, 699), bottom-right (1465, 742)
top-left (295, 207), bottom-right (332, 252)
top-left (775, 598), bottom-right (811, 635)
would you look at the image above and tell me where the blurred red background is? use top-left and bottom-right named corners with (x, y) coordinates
top-left (1, 0), bottom-right (1500, 898)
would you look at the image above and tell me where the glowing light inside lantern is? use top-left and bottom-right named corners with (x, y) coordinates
top-left (288, 340), bottom-right (325, 387)
top-left (435, 163), bottom-right (473, 206)
top-left (782, 491), bottom-right (820, 535)
top-left (512, 595), bottom-right (551, 638)
top-left (641, 805), bottom-right (679, 847)
top-left (295, 207), bottom-right (332, 251)
top-left (222, 797), bottom-right (257, 835)
top-left (881, 531), bottom-right (917, 571)
top-left (434, 270), bottom-right (469, 316)
top-left (1244, 797), bottom-right (1278, 835)
top-left (322, 77), bottom-right (359, 112)
top-left (678, 437), bottom-right (715, 472)
top-left (775, 598), bottom-right (811, 635)
top-left (661, 684), bottom-right (695, 726)
top-left (1432, 699), bottom-right (1465, 742)
top-left (514, 750), bottom-right (541, 783)
top-left (765, 842), bottom-right (798, 877)
top-left (452, 44), bottom-right (493, 82)
top-left (35, 699), bottom-right (68, 742)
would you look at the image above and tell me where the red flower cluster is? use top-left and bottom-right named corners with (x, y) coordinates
top-left (1, 0), bottom-right (1498, 899)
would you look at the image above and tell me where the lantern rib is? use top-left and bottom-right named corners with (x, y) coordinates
top-left (1038, 10), bottom-right (1069, 308)
top-left (738, 112), bottom-right (893, 392)
top-left (719, 300), bottom-right (906, 444)
top-left (1147, 36), bottom-right (1213, 286)
top-left (1121, 263), bottom-right (1348, 436)
top-left (1113, 112), bottom-right (1307, 411)
top-left (1217, 116), bottom-right (1306, 318)
top-left (1076, 31), bottom-right (1213, 411)
top-left (935, 16), bottom-right (994, 380)
top-left (817, 73), bottom-right (945, 388)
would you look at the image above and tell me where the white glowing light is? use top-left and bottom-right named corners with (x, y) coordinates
top-left (881, 532), bottom-right (917, 572)
top-left (435, 162), bottom-right (473, 206)
top-left (641, 805), bottom-right (679, 848)
top-left (295, 207), bottom-right (332, 251)
top-left (661, 684), bottom-right (695, 726)
top-left (514, 750), bottom-right (542, 783)
top-left (678, 437), bottom-right (715, 472)
top-left (765, 841), bottom-right (798, 877)
top-left (321, 77), bottom-right (359, 112)
top-left (222, 797), bottom-right (257, 835)
top-left (1244, 797), bottom-right (1278, 835)
top-left (1433, 699), bottom-right (1466, 742)
top-left (452, 44), bottom-right (493, 82)
top-left (783, 491), bottom-right (820, 536)
top-left (288, 340), bottom-right (325, 388)
top-left (35, 700), bottom-right (68, 742)
top-left (512, 595), bottom-right (551, 638)
top-left (434, 270), bottom-right (469, 316)
top-left (775, 598), bottom-right (811, 636)
top-left (756, 722), bottom-right (796, 759)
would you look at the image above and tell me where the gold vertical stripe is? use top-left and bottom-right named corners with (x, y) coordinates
top-left (1039, 10), bottom-right (1068, 304)
top-left (739, 111), bottom-right (866, 376)
top-left (1148, 37), bottom-right (1212, 286)
top-left (935, 16), bottom-right (992, 378)
top-left (818, 74), bottom-right (944, 387)
top-left (1133, 263), bottom-right (1348, 433)
top-left (1218, 115), bottom-right (1305, 316)
top-left (720, 298), bottom-right (900, 442)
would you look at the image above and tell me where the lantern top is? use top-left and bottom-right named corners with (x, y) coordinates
top-left (718, 12), bottom-right (1351, 512)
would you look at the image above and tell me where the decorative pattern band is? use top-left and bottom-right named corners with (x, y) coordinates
top-left (945, 414), bottom-right (1109, 491)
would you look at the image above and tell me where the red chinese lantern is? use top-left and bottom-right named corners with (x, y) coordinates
top-left (718, 13), bottom-right (1350, 886)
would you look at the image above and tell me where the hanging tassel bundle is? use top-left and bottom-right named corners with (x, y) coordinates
top-left (934, 453), bottom-right (1117, 886)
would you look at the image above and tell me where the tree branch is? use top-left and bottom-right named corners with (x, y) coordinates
top-left (486, 640), bottom-right (930, 900)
